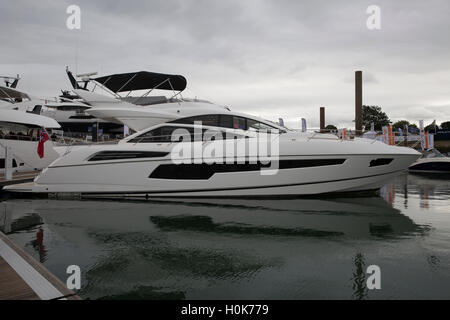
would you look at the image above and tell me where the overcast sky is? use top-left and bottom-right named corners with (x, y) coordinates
top-left (1, 0), bottom-right (449, 128)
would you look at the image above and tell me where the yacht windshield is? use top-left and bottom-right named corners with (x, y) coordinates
top-left (170, 114), bottom-right (285, 133)
top-left (127, 125), bottom-right (247, 143)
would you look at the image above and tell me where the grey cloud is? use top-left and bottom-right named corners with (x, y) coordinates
top-left (1, 0), bottom-right (449, 127)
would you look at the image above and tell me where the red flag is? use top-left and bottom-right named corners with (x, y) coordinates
top-left (37, 128), bottom-right (49, 158)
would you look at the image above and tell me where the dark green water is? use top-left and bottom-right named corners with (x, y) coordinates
top-left (1, 172), bottom-right (450, 299)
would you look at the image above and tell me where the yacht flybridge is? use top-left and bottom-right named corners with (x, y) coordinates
top-left (4, 70), bottom-right (421, 197)
top-left (66, 68), bottom-right (198, 131)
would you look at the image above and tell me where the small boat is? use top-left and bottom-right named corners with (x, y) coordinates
top-left (408, 149), bottom-right (450, 173)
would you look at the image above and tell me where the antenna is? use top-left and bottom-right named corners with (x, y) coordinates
top-left (0, 75), bottom-right (20, 88)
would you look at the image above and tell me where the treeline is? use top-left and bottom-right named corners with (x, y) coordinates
top-left (323, 105), bottom-right (449, 133)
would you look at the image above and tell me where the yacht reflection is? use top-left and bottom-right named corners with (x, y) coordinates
top-left (150, 215), bottom-right (344, 237)
top-left (0, 201), bottom-right (43, 234)
top-left (0, 201), bottom-right (48, 262)
top-left (146, 197), bottom-right (428, 239)
top-left (405, 173), bottom-right (450, 208)
top-left (1, 195), bottom-right (429, 241)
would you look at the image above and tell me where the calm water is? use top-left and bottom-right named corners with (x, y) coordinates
top-left (1, 172), bottom-right (450, 300)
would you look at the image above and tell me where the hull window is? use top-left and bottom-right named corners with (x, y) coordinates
top-left (0, 158), bottom-right (18, 168)
top-left (88, 151), bottom-right (169, 161)
top-left (369, 158), bottom-right (393, 167)
top-left (149, 158), bottom-right (346, 180)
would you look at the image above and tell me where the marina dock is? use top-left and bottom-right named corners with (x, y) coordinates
top-left (0, 231), bottom-right (80, 300)
top-left (0, 171), bottom-right (40, 187)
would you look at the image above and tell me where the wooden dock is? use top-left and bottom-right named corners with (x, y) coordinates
top-left (0, 170), bottom-right (40, 187)
top-left (0, 231), bottom-right (81, 300)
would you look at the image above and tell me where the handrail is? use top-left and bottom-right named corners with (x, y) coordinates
top-left (0, 134), bottom-right (39, 142)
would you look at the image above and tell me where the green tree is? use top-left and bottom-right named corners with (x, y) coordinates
top-left (392, 120), bottom-right (418, 131)
top-left (362, 105), bottom-right (390, 131)
top-left (325, 124), bottom-right (337, 131)
top-left (425, 121), bottom-right (437, 132)
top-left (440, 121), bottom-right (450, 129)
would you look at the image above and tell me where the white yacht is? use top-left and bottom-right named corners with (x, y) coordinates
top-left (0, 109), bottom-right (61, 173)
top-left (39, 93), bottom-right (123, 136)
top-left (408, 149), bottom-right (450, 173)
top-left (4, 71), bottom-right (421, 197)
top-left (0, 74), bottom-right (122, 138)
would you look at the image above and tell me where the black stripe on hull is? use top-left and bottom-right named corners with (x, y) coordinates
top-left (149, 159), bottom-right (346, 180)
top-left (73, 169), bottom-right (405, 196)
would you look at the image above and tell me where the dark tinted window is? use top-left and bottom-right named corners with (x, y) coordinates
top-left (170, 114), bottom-right (278, 131)
top-left (195, 115), bottom-right (220, 126)
top-left (219, 115), bottom-right (233, 128)
top-left (233, 116), bottom-right (247, 130)
top-left (149, 159), bottom-right (346, 180)
top-left (128, 126), bottom-right (194, 143)
top-left (247, 119), bottom-right (278, 132)
top-left (0, 158), bottom-right (18, 168)
top-left (369, 158), bottom-right (393, 167)
top-left (127, 126), bottom-right (240, 143)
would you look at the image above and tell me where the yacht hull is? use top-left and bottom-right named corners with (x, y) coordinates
top-left (5, 153), bottom-right (419, 197)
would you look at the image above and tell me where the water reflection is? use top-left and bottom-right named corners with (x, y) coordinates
top-left (146, 197), bottom-right (427, 239)
top-left (97, 286), bottom-right (186, 300)
top-left (407, 173), bottom-right (450, 203)
top-left (150, 215), bottom-right (345, 237)
top-left (30, 227), bottom-right (48, 263)
top-left (351, 253), bottom-right (368, 300)
top-left (0, 172), bottom-right (449, 299)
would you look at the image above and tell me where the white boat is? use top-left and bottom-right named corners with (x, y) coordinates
top-left (4, 71), bottom-right (421, 197)
top-left (0, 74), bottom-right (122, 137)
top-left (40, 96), bottom-right (124, 136)
top-left (0, 109), bottom-right (61, 173)
top-left (408, 149), bottom-right (450, 173)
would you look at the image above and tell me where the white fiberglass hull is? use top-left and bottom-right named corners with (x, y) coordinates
top-left (0, 138), bottom-right (59, 173)
top-left (5, 137), bottom-right (420, 197)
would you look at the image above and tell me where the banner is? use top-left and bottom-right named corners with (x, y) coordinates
top-left (301, 118), bottom-right (307, 132)
top-left (425, 132), bottom-right (434, 151)
top-left (428, 133), bottom-right (434, 150)
top-left (389, 125), bottom-right (394, 145)
top-left (37, 128), bottom-right (49, 159)
top-left (382, 125), bottom-right (394, 145)
top-left (419, 120), bottom-right (425, 150)
top-left (338, 128), bottom-right (348, 140)
top-left (382, 126), bottom-right (388, 144)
